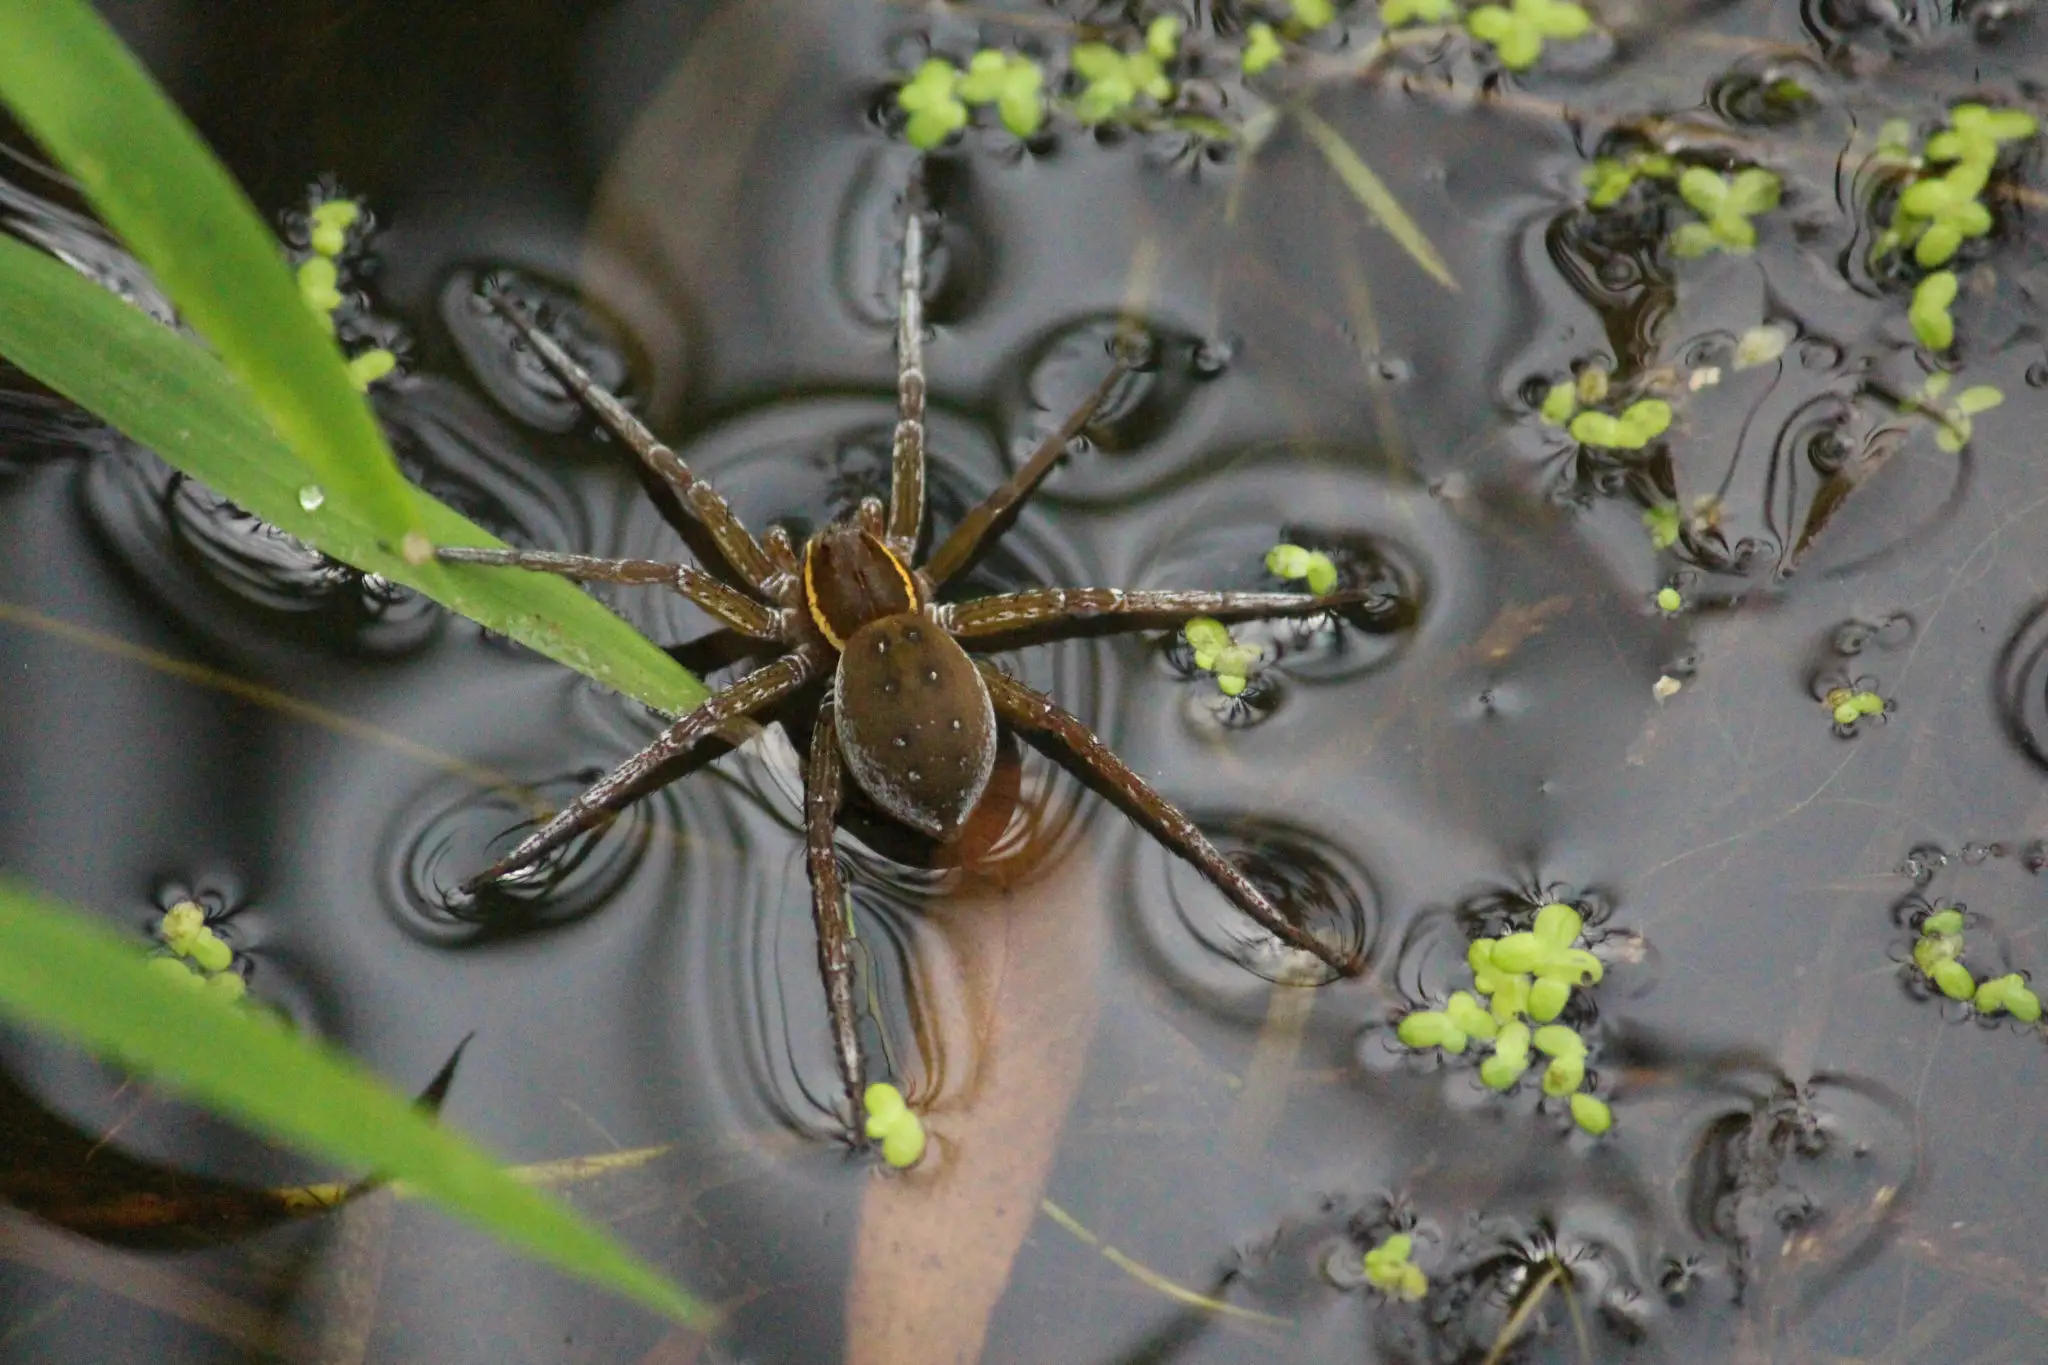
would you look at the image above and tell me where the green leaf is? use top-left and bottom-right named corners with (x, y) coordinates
top-left (1725, 168), bottom-right (1781, 215)
top-left (1678, 167), bottom-right (1729, 214)
top-left (0, 233), bottom-right (708, 717)
top-left (1297, 107), bottom-right (1459, 292)
top-left (0, 879), bottom-right (713, 1328)
top-left (0, 0), bottom-right (425, 554)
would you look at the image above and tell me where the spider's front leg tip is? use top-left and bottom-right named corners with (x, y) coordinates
top-left (456, 843), bottom-right (544, 897)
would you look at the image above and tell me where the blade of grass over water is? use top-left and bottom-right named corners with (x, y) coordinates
top-left (0, 232), bottom-right (708, 715)
top-left (1297, 107), bottom-right (1459, 293)
top-left (0, 0), bottom-right (425, 555)
top-left (0, 879), bottom-right (715, 1329)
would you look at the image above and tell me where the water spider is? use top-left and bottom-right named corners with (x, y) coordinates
top-left (440, 173), bottom-right (1372, 1148)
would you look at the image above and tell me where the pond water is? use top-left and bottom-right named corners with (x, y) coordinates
top-left (3, 1), bottom-right (2047, 1362)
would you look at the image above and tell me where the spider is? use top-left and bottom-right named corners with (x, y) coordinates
top-left (439, 175), bottom-right (1371, 1146)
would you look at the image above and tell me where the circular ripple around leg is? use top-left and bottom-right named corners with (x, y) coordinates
top-left (1128, 812), bottom-right (1379, 1007)
top-left (380, 767), bottom-right (660, 948)
top-left (81, 440), bottom-right (441, 657)
top-left (440, 266), bottom-right (640, 433)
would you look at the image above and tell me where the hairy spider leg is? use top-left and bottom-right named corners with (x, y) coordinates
top-left (435, 546), bottom-right (787, 640)
top-left (976, 662), bottom-right (1362, 977)
top-left (937, 586), bottom-right (1380, 640)
top-left (803, 705), bottom-right (868, 1122)
top-left (459, 648), bottom-right (825, 892)
top-left (489, 291), bottom-right (786, 598)
top-left (918, 360), bottom-right (1131, 590)
top-left (887, 171), bottom-right (928, 559)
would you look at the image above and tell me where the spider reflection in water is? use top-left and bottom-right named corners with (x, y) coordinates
top-left (440, 174), bottom-right (1380, 1149)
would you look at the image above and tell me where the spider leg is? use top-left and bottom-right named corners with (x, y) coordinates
top-left (763, 524), bottom-right (802, 577)
top-left (976, 662), bottom-right (1362, 977)
top-left (488, 291), bottom-right (784, 597)
top-left (437, 546), bottom-right (787, 640)
top-left (886, 174), bottom-right (927, 559)
top-left (855, 495), bottom-right (888, 541)
top-left (938, 586), bottom-right (1376, 642)
top-left (461, 647), bottom-right (823, 892)
top-left (919, 359), bottom-right (1131, 591)
top-left (804, 704), bottom-right (867, 1130)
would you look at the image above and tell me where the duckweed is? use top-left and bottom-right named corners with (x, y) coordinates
top-left (1401, 902), bottom-right (1613, 1132)
top-left (863, 1082), bottom-right (928, 1169)
top-left (1671, 166), bottom-right (1781, 257)
top-left (1363, 1232), bottom-right (1428, 1300)
top-left (1464, 0), bottom-right (1591, 72)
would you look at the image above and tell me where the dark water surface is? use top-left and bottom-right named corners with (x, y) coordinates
top-left (3, 1), bottom-right (2047, 1362)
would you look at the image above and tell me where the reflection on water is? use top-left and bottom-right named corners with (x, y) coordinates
top-left (3, 0), bottom-right (2048, 1363)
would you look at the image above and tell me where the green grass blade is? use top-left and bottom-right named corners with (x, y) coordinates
top-left (0, 0), bottom-right (424, 550)
top-left (0, 231), bottom-right (707, 716)
top-left (1297, 107), bottom-right (1459, 293)
top-left (0, 879), bottom-right (715, 1329)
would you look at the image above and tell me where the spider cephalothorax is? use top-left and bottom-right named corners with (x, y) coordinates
top-left (438, 170), bottom-right (1373, 1151)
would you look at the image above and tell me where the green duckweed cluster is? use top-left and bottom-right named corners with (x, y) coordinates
top-left (862, 1082), bottom-right (928, 1168)
top-left (1266, 542), bottom-right (1341, 596)
top-left (292, 197), bottom-right (396, 392)
top-left (1581, 149), bottom-right (1676, 208)
top-left (150, 900), bottom-right (247, 1004)
top-left (1362, 1232), bottom-right (1428, 1300)
top-left (1868, 106), bottom-right (2032, 432)
top-left (1909, 370), bottom-right (2005, 452)
top-left (1641, 502), bottom-right (1680, 550)
top-left (1396, 901), bottom-right (1613, 1135)
top-left (1183, 616), bottom-right (1264, 697)
top-left (1872, 105), bottom-right (2039, 271)
top-left (1821, 684), bottom-right (1887, 732)
top-left (1670, 166), bottom-right (1782, 257)
top-left (1461, 0), bottom-right (1591, 72)
top-left (898, 0), bottom-right (1608, 150)
top-left (1378, 0), bottom-right (1593, 71)
top-left (1912, 907), bottom-right (2041, 1021)
top-left (1539, 367), bottom-right (1673, 451)
top-left (1578, 152), bottom-right (1781, 257)
top-left (897, 18), bottom-right (1195, 148)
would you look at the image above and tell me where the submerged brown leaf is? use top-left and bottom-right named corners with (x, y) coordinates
top-left (845, 821), bottom-right (1105, 1365)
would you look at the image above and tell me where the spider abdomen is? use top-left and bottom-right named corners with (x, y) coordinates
top-left (833, 614), bottom-right (996, 840)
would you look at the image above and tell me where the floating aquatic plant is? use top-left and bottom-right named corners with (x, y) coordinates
top-left (1671, 166), bottom-right (1781, 257)
top-left (1908, 906), bottom-right (2041, 1020)
top-left (1071, 40), bottom-right (1174, 124)
top-left (1267, 542), bottom-right (1341, 596)
top-left (957, 49), bottom-right (1047, 139)
top-left (1570, 398), bottom-right (1672, 450)
top-left (1873, 104), bottom-right (2038, 269)
top-left (1242, 22), bottom-right (1285, 72)
top-left (1184, 616), bottom-right (1265, 696)
top-left (863, 1082), bottom-right (928, 1169)
top-left (1910, 370), bottom-right (2004, 451)
top-left (1581, 148), bottom-right (1676, 207)
top-left (1397, 901), bottom-right (1614, 1134)
top-left (1381, 0), bottom-right (1460, 26)
top-left (898, 58), bottom-right (969, 149)
top-left (1822, 684), bottom-right (1887, 733)
top-left (151, 900), bottom-right (247, 1004)
top-left (1363, 1232), bottom-right (1429, 1300)
top-left (1465, 0), bottom-right (1591, 71)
